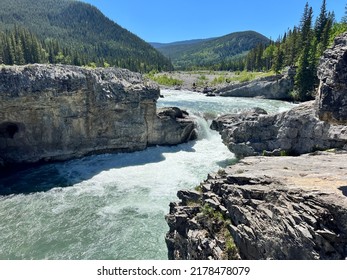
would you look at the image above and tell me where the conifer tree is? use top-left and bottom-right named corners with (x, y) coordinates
top-left (272, 43), bottom-right (284, 74)
top-left (295, 3), bottom-right (316, 101)
top-left (317, 13), bottom-right (334, 57)
top-left (315, 0), bottom-right (328, 42)
top-left (341, 4), bottom-right (347, 23)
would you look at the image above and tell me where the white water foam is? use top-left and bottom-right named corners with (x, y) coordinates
top-left (0, 90), bottom-right (296, 259)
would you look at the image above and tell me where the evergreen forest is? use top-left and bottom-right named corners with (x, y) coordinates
top-left (1, 0), bottom-right (347, 101)
top-left (153, 31), bottom-right (270, 70)
top-left (221, 1), bottom-right (347, 101)
top-left (0, 0), bottom-right (173, 72)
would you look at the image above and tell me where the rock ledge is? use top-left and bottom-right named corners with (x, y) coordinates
top-left (166, 152), bottom-right (347, 260)
top-left (0, 64), bottom-right (196, 168)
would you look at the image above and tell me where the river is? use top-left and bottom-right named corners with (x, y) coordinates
top-left (0, 89), bottom-right (295, 259)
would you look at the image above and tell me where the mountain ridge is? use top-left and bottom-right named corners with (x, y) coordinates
top-left (151, 31), bottom-right (270, 70)
top-left (150, 38), bottom-right (215, 49)
top-left (0, 0), bottom-right (173, 72)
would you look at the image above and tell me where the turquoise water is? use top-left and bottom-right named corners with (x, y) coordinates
top-left (0, 90), bottom-right (295, 259)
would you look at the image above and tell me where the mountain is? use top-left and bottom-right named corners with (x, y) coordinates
top-left (0, 0), bottom-right (173, 72)
top-left (152, 31), bottom-right (270, 70)
top-left (150, 38), bottom-right (215, 49)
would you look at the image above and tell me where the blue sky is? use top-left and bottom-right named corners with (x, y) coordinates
top-left (81, 0), bottom-right (346, 43)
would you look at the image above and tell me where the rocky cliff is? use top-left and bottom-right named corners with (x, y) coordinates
top-left (166, 33), bottom-right (347, 260)
top-left (166, 152), bottom-right (347, 260)
top-left (210, 101), bottom-right (347, 158)
top-left (0, 64), bottom-right (196, 168)
top-left (216, 67), bottom-right (295, 100)
top-left (316, 34), bottom-right (347, 125)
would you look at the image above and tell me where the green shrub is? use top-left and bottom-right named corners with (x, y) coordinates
top-left (146, 73), bottom-right (183, 86)
top-left (201, 204), bottom-right (239, 260)
top-left (194, 184), bottom-right (203, 193)
top-left (211, 75), bottom-right (226, 85)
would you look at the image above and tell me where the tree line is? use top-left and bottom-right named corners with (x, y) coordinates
top-left (0, 25), bottom-right (173, 72)
top-left (0, 0), bottom-right (173, 73)
top-left (220, 1), bottom-right (347, 101)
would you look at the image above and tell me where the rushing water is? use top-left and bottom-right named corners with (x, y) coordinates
top-left (0, 90), bottom-right (295, 260)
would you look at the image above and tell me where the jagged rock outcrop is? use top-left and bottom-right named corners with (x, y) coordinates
top-left (166, 152), bottom-right (347, 260)
top-left (167, 32), bottom-right (347, 260)
top-left (211, 101), bottom-right (347, 158)
top-left (316, 32), bottom-right (347, 125)
top-left (216, 67), bottom-right (295, 100)
top-left (211, 33), bottom-right (347, 158)
top-left (0, 64), bottom-right (196, 168)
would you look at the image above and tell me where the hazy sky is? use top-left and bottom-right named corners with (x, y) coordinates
top-left (81, 0), bottom-right (346, 43)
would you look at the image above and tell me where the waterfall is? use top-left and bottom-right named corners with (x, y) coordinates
top-left (0, 89), bottom-right (296, 259)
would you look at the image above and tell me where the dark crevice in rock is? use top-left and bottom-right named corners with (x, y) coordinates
top-left (0, 64), bottom-right (196, 171)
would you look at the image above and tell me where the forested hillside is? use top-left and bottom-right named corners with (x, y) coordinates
top-left (241, 1), bottom-right (347, 101)
top-left (150, 38), bottom-right (215, 49)
top-left (152, 31), bottom-right (270, 70)
top-left (0, 0), bottom-right (173, 72)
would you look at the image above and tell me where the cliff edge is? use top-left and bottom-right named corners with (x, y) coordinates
top-left (166, 33), bottom-right (347, 260)
top-left (166, 152), bottom-right (347, 260)
top-left (0, 64), bottom-right (196, 169)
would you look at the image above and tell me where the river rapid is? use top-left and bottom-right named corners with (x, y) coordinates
top-left (0, 90), bottom-right (295, 259)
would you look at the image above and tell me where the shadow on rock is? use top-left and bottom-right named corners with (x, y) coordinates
top-left (338, 186), bottom-right (347, 197)
top-left (0, 142), bottom-right (196, 196)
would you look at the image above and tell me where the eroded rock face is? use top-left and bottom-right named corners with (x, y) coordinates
top-left (0, 64), bottom-right (196, 167)
top-left (317, 32), bottom-right (347, 124)
top-left (166, 152), bottom-right (347, 260)
top-left (167, 33), bottom-right (347, 260)
top-left (211, 102), bottom-right (347, 158)
top-left (216, 67), bottom-right (295, 100)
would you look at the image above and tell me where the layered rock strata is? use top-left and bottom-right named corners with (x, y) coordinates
top-left (167, 33), bottom-right (347, 260)
top-left (210, 33), bottom-right (347, 158)
top-left (0, 64), bottom-right (196, 168)
top-left (211, 102), bottom-right (347, 158)
top-left (166, 152), bottom-right (347, 260)
top-left (216, 67), bottom-right (295, 100)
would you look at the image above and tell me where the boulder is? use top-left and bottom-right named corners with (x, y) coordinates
top-left (0, 64), bottom-right (196, 167)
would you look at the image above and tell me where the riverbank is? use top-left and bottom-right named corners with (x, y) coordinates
top-left (152, 68), bottom-right (295, 100)
top-left (151, 70), bottom-right (277, 92)
top-left (166, 32), bottom-right (347, 260)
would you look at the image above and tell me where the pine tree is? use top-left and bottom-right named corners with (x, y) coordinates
top-left (315, 0), bottom-right (328, 42)
top-left (285, 27), bottom-right (300, 66)
top-left (342, 4), bottom-right (347, 23)
top-left (317, 13), bottom-right (334, 57)
top-left (295, 3), bottom-right (316, 101)
top-left (262, 43), bottom-right (275, 71)
top-left (272, 43), bottom-right (284, 74)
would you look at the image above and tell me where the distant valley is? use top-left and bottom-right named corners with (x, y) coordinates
top-left (0, 0), bottom-right (270, 72)
top-left (150, 31), bottom-right (270, 70)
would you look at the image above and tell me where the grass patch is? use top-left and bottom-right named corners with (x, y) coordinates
top-left (222, 227), bottom-right (239, 259)
top-left (202, 204), bottom-right (224, 221)
top-left (146, 71), bottom-right (183, 86)
top-left (194, 184), bottom-right (203, 193)
top-left (230, 70), bottom-right (276, 83)
top-left (211, 75), bottom-right (227, 86)
top-left (201, 204), bottom-right (239, 259)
